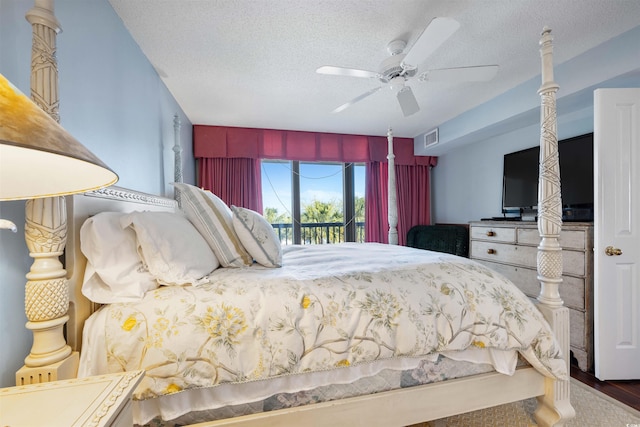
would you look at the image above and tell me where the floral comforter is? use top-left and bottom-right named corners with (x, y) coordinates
top-left (82, 243), bottom-right (567, 402)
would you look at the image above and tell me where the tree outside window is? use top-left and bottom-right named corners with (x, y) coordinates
top-left (262, 160), bottom-right (365, 244)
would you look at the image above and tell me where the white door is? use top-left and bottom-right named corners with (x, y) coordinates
top-left (593, 88), bottom-right (640, 380)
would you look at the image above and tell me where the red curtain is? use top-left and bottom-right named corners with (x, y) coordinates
top-left (365, 161), bottom-right (436, 245)
top-left (195, 125), bottom-right (437, 244)
top-left (365, 162), bottom-right (389, 243)
top-left (396, 164), bottom-right (433, 245)
top-left (194, 125), bottom-right (433, 165)
top-left (198, 157), bottom-right (263, 212)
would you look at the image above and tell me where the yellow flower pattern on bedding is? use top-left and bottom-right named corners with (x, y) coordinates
top-left (98, 243), bottom-right (567, 400)
top-left (122, 315), bottom-right (137, 331)
top-left (301, 295), bottom-right (311, 309)
top-left (196, 303), bottom-right (248, 349)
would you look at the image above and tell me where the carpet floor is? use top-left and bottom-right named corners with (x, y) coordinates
top-left (414, 379), bottom-right (640, 427)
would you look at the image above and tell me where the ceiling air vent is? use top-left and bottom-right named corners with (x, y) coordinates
top-left (424, 128), bottom-right (439, 148)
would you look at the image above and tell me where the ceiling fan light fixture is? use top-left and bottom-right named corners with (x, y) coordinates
top-left (397, 86), bottom-right (420, 117)
top-left (389, 76), bottom-right (406, 92)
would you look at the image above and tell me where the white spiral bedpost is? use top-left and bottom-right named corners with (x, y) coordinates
top-left (387, 127), bottom-right (398, 245)
top-left (533, 27), bottom-right (575, 426)
top-left (173, 113), bottom-right (183, 206)
top-left (16, 0), bottom-right (79, 385)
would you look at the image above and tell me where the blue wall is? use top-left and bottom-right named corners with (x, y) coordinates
top-left (416, 26), bottom-right (640, 224)
top-left (0, 0), bottom-right (194, 387)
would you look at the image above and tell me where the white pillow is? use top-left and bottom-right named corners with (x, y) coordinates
top-left (120, 211), bottom-right (219, 285)
top-left (80, 212), bottom-right (158, 304)
top-left (231, 205), bottom-right (282, 268)
top-left (173, 182), bottom-right (252, 267)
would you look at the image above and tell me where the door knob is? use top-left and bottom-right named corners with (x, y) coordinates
top-left (605, 246), bottom-right (623, 256)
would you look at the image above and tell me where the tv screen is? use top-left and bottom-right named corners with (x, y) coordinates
top-left (502, 146), bottom-right (538, 211)
top-left (502, 133), bottom-right (594, 219)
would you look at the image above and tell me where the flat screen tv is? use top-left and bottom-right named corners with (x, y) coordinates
top-left (502, 133), bottom-right (594, 221)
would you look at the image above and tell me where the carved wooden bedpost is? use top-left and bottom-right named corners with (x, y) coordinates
top-left (537, 27), bottom-right (564, 309)
top-left (387, 127), bottom-right (398, 245)
top-left (533, 27), bottom-right (575, 426)
top-left (173, 113), bottom-right (183, 206)
top-left (16, 0), bottom-right (79, 385)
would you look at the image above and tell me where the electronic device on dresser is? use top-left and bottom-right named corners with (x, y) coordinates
top-left (502, 133), bottom-right (594, 222)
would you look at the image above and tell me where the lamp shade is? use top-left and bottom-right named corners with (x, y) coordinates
top-left (0, 73), bottom-right (118, 200)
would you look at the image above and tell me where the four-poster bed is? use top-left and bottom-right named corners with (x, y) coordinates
top-left (12, 1), bottom-right (574, 425)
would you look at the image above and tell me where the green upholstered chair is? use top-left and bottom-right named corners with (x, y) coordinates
top-left (406, 225), bottom-right (469, 258)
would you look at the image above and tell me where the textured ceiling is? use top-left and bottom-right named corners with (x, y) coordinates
top-left (108, 0), bottom-right (640, 138)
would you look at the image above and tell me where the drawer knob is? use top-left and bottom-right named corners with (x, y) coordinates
top-left (605, 246), bottom-right (623, 256)
top-left (487, 248), bottom-right (496, 255)
top-left (486, 231), bottom-right (496, 237)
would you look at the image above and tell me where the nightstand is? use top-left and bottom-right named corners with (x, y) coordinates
top-left (0, 370), bottom-right (143, 427)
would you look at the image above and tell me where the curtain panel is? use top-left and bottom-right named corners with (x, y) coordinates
top-left (365, 162), bottom-right (389, 244)
top-left (198, 157), bottom-right (263, 212)
top-left (364, 162), bottom-right (435, 245)
top-left (395, 164), bottom-right (433, 246)
top-left (195, 125), bottom-right (437, 244)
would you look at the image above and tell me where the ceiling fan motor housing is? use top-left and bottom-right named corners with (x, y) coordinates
top-left (378, 53), bottom-right (416, 83)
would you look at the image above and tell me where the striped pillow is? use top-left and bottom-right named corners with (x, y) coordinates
top-left (173, 183), bottom-right (252, 267)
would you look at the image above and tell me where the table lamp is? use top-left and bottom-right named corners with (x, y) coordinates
top-left (0, 73), bottom-right (118, 207)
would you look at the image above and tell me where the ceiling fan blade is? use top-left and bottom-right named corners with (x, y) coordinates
top-left (317, 66), bottom-right (380, 79)
top-left (396, 86), bottom-right (420, 117)
top-left (402, 17), bottom-right (460, 68)
top-left (420, 65), bottom-right (499, 82)
top-left (332, 86), bottom-right (383, 113)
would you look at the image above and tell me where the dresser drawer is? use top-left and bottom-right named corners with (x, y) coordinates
top-left (470, 226), bottom-right (516, 243)
top-left (517, 227), bottom-right (587, 250)
top-left (569, 308), bottom-right (587, 350)
top-left (470, 241), bottom-right (586, 276)
top-left (471, 241), bottom-right (533, 267)
top-left (474, 260), bottom-right (586, 311)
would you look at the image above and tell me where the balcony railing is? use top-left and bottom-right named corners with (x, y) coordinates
top-left (271, 222), bottom-right (365, 245)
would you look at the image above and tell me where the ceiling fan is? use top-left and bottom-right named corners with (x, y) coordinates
top-left (316, 17), bottom-right (499, 117)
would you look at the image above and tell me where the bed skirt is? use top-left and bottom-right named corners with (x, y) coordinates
top-left (137, 354), bottom-right (512, 426)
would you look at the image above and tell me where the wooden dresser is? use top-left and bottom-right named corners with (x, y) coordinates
top-left (469, 220), bottom-right (594, 371)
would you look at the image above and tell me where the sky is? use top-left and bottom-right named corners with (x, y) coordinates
top-left (261, 161), bottom-right (365, 217)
